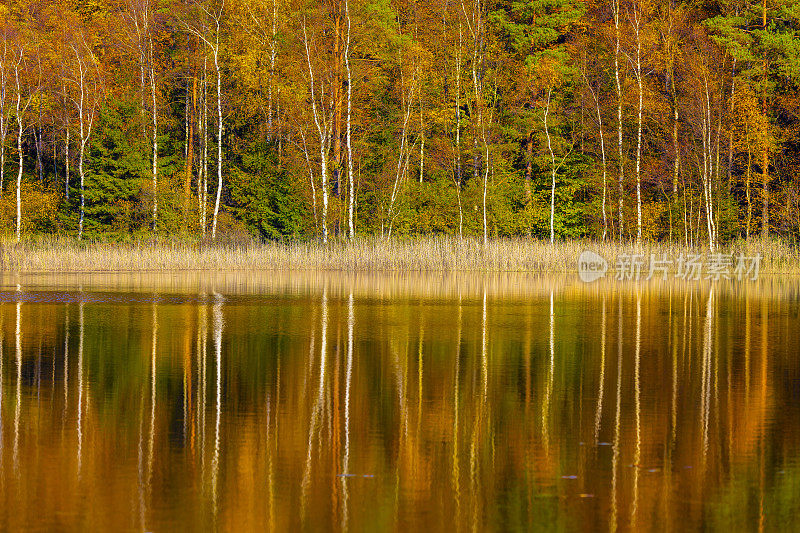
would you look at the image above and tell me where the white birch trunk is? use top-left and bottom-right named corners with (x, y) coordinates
top-left (150, 41), bottom-right (158, 230)
top-left (702, 75), bottom-right (716, 251)
top-left (483, 135), bottom-right (488, 245)
top-left (633, 15), bottom-right (643, 243)
top-left (0, 44), bottom-right (7, 199)
top-left (613, 0), bottom-right (624, 239)
top-left (200, 49), bottom-right (208, 237)
top-left (211, 30), bottom-right (223, 241)
top-left (77, 58), bottom-right (86, 240)
top-left (72, 46), bottom-right (95, 241)
top-left (455, 23), bottom-right (463, 238)
top-left (468, 13), bottom-right (486, 244)
top-left (65, 127), bottom-right (70, 199)
top-left (14, 62), bottom-right (22, 242)
top-left (303, 21), bottom-right (330, 243)
top-left (319, 139), bottom-right (328, 243)
top-left (597, 96), bottom-right (608, 241)
top-left (78, 134), bottom-right (86, 241)
top-left (345, 0), bottom-right (355, 240)
top-left (545, 88), bottom-right (556, 244)
top-left (419, 98), bottom-right (424, 183)
top-left (387, 78), bottom-right (415, 237)
top-left (188, 6), bottom-right (225, 240)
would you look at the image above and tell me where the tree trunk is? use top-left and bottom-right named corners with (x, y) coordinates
top-left (0, 52), bottom-right (6, 199)
top-left (150, 41), bottom-right (158, 231)
top-left (65, 125), bottom-right (70, 200)
top-left (211, 37), bottom-right (223, 241)
top-left (761, 0), bottom-right (769, 239)
top-left (471, 24), bottom-right (481, 189)
top-left (469, 13), bottom-right (485, 242)
top-left (200, 49), bottom-right (208, 237)
top-left (671, 84), bottom-right (679, 240)
top-left (761, 147), bottom-right (769, 238)
top-left (483, 136), bottom-right (488, 245)
top-left (746, 147), bottom-right (752, 240)
top-left (633, 17), bottom-right (643, 243)
top-left (36, 96), bottom-right (42, 181)
top-left (78, 138), bottom-right (85, 240)
top-left (456, 23), bottom-right (462, 192)
top-left (419, 96), bottom-right (424, 183)
top-left (345, 0), bottom-right (355, 239)
top-left (387, 79), bottom-right (414, 237)
top-left (701, 76), bottom-right (716, 251)
top-left (35, 120), bottom-right (42, 182)
top-left (303, 21), bottom-right (329, 243)
top-left (15, 64), bottom-right (22, 242)
top-left (545, 88), bottom-right (556, 244)
top-left (524, 131), bottom-right (533, 202)
top-left (455, 23), bottom-right (463, 237)
top-left (613, 0), bottom-right (624, 240)
top-left (183, 75), bottom-right (196, 229)
top-left (332, 8), bottom-right (342, 201)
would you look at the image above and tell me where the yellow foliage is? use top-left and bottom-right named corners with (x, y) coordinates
top-left (641, 200), bottom-right (668, 241)
top-left (731, 86), bottom-right (776, 155)
top-left (0, 182), bottom-right (61, 237)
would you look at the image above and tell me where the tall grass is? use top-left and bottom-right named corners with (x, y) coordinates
top-left (1, 235), bottom-right (798, 273)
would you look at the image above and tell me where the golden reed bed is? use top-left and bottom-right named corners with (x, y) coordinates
top-left (0, 236), bottom-right (797, 273)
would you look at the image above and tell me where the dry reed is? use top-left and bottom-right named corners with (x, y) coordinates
top-left (1, 235), bottom-right (798, 273)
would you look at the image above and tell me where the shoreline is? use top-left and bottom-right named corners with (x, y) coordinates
top-left (1, 236), bottom-right (798, 273)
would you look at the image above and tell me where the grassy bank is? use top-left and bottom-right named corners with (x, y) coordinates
top-left (1, 236), bottom-right (798, 273)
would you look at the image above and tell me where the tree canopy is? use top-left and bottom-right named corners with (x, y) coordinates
top-left (0, 0), bottom-right (799, 245)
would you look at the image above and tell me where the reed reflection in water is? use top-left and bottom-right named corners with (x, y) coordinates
top-left (0, 273), bottom-right (799, 531)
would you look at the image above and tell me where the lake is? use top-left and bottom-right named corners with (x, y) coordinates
top-left (1, 271), bottom-right (799, 531)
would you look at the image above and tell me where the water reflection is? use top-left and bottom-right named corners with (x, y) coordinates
top-left (0, 305), bottom-right (4, 476)
top-left (611, 295), bottom-right (622, 533)
top-left (14, 301), bottom-right (21, 475)
top-left (341, 292), bottom-right (354, 531)
top-left (0, 274), bottom-right (799, 530)
top-left (212, 295), bottom-right (223, 524)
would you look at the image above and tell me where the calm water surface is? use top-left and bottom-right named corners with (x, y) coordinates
top-left (1, 272), bottom-right (800, 531)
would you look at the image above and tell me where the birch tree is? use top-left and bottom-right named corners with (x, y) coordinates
top-left (186, 0), bottom-right (225, 240)
top-left (454, 22), bottom-right (464, 237)
top-left (12, 46), bottom-right (33, 242)
top-left (302, 19), bottom-right (333, 243)
top-left (344, 0), bottom-right (355, 239)
top-left (199, 40), bottom-right (209, 236)
top-left (64, 36), bottom-right (101, 240)
top-left (612, 0), bottom-right (625, 239)
top-left (626, 3), bottom-right (646, 243)
top-left (385, 61), bottom-right (416, 238)
top-left (0, 33), bottom-right (8, 199)
top-left (463, 0), bottom-right (488, 244)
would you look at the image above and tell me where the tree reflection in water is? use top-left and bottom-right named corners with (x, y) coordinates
top-left (0, 273), bottom-right (798, 531)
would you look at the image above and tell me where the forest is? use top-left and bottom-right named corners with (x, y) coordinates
top-left (0, 0), bottom-right (798, 247)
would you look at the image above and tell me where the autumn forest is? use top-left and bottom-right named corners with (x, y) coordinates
top-left (0, 0), bottom-right (798, 246)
